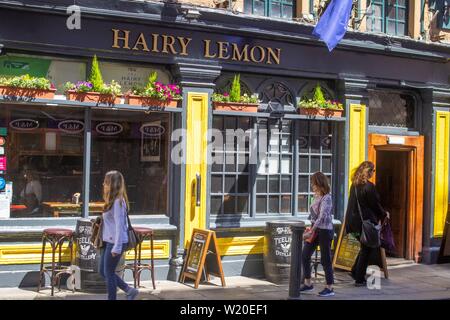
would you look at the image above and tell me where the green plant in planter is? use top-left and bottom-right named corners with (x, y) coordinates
top-left (130, 71), bottom-right (182, 101)
top-left (64, 56), bottom-right (123, 97)
top-left (298, 84), bottom-right (343, 110)
top-left (212, 74), bottom-right (259, 104)
top-left (89, 55), bottom-right (104, 92)
top-left (0, 75), bottom-right (52, 90)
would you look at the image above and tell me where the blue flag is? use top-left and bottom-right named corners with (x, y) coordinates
top-left (312, 0), bottom-right (353, 52)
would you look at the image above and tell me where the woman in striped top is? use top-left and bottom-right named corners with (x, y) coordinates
top-left (300, 172), bottom-right (335, 297)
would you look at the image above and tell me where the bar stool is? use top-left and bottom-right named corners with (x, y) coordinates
top-left (125, 227), bottom-right (156, 289)
top-left (37, 228), bottom-right (75, 296)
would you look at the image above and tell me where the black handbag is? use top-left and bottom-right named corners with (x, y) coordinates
top-left (355, 187), bottom-right (381, 248)
top-left (124, 208), bottom-right (138, 251)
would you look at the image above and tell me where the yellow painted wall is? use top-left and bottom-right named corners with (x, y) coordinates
top-left (348, 104), bottom-right (367, 188)
top-left (434, 111), bottom-right (450, 237)
top-left (0, 240), bottom-right (170, 265)
top-left (184, 92), bottom-right (209, 247)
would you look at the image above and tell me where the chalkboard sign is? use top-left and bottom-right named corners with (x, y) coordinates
top-left (180, 229), bottom-right (225, 289)
top-left (333, 218), bottom-right (389, 279)
top-left (438, 206), bottom-right (450, 263)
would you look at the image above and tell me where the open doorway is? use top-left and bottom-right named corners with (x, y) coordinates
top-left (375, 150), bottom-right (409, 258)
top-left (368, 134), bottom-right (424, 262)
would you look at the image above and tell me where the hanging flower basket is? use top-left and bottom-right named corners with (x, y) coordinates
top-left (0, 86), bottom-right (56, 99)
top-left (125, 95), bottom-right (180, 108)
top-left (298, 107), bottom-right (343, 118)
top-left (66, 91), bottom-right (122, 105)
top-left (212, 101), bottom-right (259, 113)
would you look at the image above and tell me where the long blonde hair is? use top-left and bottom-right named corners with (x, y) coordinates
top-left (351, 161), bottom-right (375, 186)
top-left (103, 170), bottom-right (129, 212)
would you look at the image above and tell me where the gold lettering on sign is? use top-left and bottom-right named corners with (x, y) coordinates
top-left (162, 35), bottom-right (177, 54)
top-left (250, 46), bottom-right (265, 63)
top-left (178, 37), bottom-right (192, 56)
top-left (112, 29), bottom-right (131, 49)
top-left (132, 33), bottom-right (150, 51)
top-left (203, 40), bottom-right (217, 58)
top-left (217, 41), bottom-right (231, 59)
top-left (151, 34), bottom-right (160, 53)
top-left (267, 47), bottom-right (281, 65)
top-left (231, 44), bottom-right (250, 62)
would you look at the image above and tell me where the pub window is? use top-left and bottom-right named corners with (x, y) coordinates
top-left (297, 121), bottom-right (333, 214)
top-left (368, 91), bottom-right (415, 128)
top-left (90, 110), bottom-right (170, 216)
top-left (0, 105), bottom-right (84, 218)
top-left (256, 119), bottom-right (293, 214)
top-left (244, 0), bottom-right (294, 19)
top-left (366, 0), bottom-right (408, 36)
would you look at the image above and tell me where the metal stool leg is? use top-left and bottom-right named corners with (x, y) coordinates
top-left (37, 235), bottom-right (46, 292)
top-left (137, 241), bottom-right (142, 288)
top-left (150, 234), bottom-right (156, 289)
top-left (133, 244), bottom-right (138, 288)
top-left (50, 239), bottom-right (56, 296)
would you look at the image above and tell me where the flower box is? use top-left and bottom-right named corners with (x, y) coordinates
top-left (213, 101), bottom-right (259, 113)
top-left (0, 86), bottom-right (56, 99)
top-left (298, 108), bottom-right (343, 118)
top-left (125, 95), bottom-right (179, 108)
top-left (66, 91), bottom-right (122, 105)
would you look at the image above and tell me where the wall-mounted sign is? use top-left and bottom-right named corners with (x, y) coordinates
top-left (0, 147), bottom-right (4, 155)
top-left (140, 122), bottom-right (163, 162)
top-left (0, 157), bottom-right (6, 171)
top-left (96, 122), bottom-right (123, 136)
top-left (0, 137), bottom-right (5, 146)
top-left (140, 123), bottom-right (165, 137)
top-left (9, 119), bottom-right (39, 131)
top-left (58, 120), bottom-right (84, 134)
top-left (0, 178), bottom-right (5, 191)
top-left (388, 136), bottom-right (405, 145)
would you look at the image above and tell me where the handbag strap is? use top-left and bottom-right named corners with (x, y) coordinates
top-left (123, 200), bottom-right (133, 231)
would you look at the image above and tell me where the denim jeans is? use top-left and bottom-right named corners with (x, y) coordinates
top-left (100, 242), bottom-right (130, 300)
top-left (301, 229), bottom-right (334, 285)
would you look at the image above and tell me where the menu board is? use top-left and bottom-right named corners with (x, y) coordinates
top-left (333, 233), bottom-right (361, 271)
top-left (333, 219), bottom-right (389, 279)
top-left (180, 228), bottom-right (226, 289)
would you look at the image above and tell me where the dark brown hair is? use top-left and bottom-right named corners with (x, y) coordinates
top-left (311, 172), bottom-right (330, 196)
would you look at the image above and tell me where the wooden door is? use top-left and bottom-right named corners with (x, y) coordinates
top-left (375, 151), bottom-right (409, 257)
top-left (368, 134), bottom-right (424, 262)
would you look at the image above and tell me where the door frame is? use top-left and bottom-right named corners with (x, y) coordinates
top-left (368, 133), bottom-right (424, 262)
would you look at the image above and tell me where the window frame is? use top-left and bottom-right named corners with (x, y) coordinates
top-left (367, 0), bottom-right (409, 36)
top-left (245, 0), bottom-right (295, 19)
top-left (209, 113), bottom-right (340, 227)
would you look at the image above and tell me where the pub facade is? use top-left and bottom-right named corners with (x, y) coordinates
top-left (0, 0), bottom-right (448, 287)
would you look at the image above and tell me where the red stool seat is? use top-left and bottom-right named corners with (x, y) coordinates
top-left (134, 227), bottom-right (153, 235)
top-left (43, 228), bottom-right (73, 237)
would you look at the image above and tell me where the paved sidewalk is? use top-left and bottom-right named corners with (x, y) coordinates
top-left (0, 263), bottom-right (449, 300)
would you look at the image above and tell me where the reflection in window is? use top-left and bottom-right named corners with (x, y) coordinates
top-left (244, 0), bottom-right (294, 19)
top-left (0, 105), bottom-right (84, 218)
top-left (90, 110), bottom-right (170, 215)
top-left (366, 0), bottom-right (408, 36)
top-left (256, 119), bottom-right (292, 214)
top-left (210, 116), bottom-right (250, 215)
top-left (297, 121), bottom-right (333, 214)
top-left (368, 91), bottom-right (415, 128)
